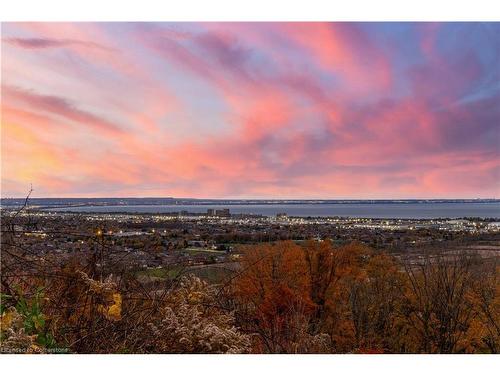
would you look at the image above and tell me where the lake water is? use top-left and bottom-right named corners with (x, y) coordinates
top-left (46, 202), bottom-right (500, 219)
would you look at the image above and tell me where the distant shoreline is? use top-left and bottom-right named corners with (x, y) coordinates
top-left (1, 198), bottom-right (499, 208)
top-left (2, 200), bottom-right (498, 220)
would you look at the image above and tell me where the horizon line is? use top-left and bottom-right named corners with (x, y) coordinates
top-left (1, 196), bottom-right (499, 201)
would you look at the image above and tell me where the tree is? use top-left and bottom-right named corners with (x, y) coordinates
top-left (400, 251), bottom-right (483, 353)
top-left (232, 241), bottom-right (325, 353)
top-left (348, 252), bottom-right (405, 352)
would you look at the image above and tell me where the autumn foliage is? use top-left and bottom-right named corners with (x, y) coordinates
top-left (229, 241), bottom-right (499, 353)
top-left (1, 236), bottom-right (498, 353)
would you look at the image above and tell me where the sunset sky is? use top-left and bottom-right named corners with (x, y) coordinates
top-left (1, 22), bottom-right (499, 198)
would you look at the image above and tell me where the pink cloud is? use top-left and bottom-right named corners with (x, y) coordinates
top-left (3, 85), bottom-right (126, 136)
top-left (1, 23), bottom-right (498, 198)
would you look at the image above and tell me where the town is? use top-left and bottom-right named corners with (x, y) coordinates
top-left (3, 207), bottom-right (499, 280)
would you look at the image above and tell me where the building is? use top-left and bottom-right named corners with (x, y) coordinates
top-left (215, 208), bottom-right (230, 217)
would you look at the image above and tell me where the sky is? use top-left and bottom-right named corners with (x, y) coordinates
top-left (1, 22), bottom-right (499, 199)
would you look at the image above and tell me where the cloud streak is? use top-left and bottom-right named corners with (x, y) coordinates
top-left (3, 37), bottom-right (113, 51)
top-left (3, 86), bottom-right (126, 136)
